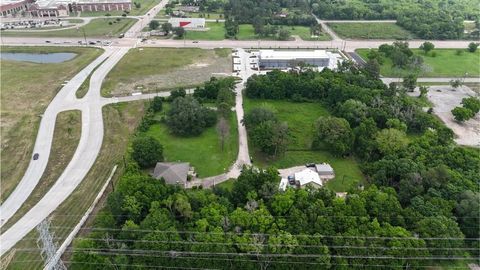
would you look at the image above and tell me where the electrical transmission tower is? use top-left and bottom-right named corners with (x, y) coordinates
top-left (36, 219), bottom-right (66, 270)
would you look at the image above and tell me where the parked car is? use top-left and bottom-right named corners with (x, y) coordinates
top-left (305, 163), bottom-right (315, 168)
top-left (118, 33), bottom-right (125, 38)
top-left (33, 153), bottom-right (39, 160)
top-left (288, 175), bottom-right (295, 185)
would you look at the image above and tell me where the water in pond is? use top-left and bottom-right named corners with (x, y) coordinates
top-left (0, 52), bottom-right (77, 63)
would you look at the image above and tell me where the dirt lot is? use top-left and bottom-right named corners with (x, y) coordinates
top-left (411, 85), bottom-right (479, 147)
top-left (102, 48), bottom-right (232, 97)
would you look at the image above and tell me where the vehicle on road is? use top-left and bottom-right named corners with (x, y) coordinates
top-left (88, 41), bottom-right (96, 45)
top-left (45, 40), bottom-right (51, 43)
top-left (193, 41), bottom-right (199, 43)
top-left (33, 153), bottom-right (39, 160)
top-left (118, 33), bottom-right (125, 38)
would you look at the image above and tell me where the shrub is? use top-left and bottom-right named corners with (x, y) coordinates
top-left (131, 136), bottom-right (163, 168)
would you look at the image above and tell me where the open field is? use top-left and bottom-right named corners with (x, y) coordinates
top-left (145, 105), bottom-right (239, 177)
top-left (1, 18), bottom-right (136, 38)
top-left (328, 23), bottom-right (415, 40)
top-left (183, 22), bottom-right (330, 41)
top-left (357, 49), bottom-right (480, 77)
top-left (0, 46), bottom-right (102, 202)
top-left (101, 48), bottom-right (232, 97)
top-left (243, 98), bottom-right (364, 192)
top-left (1, 110), bottom-right (81, 231)
top-left (7, 101), bottom-right (145, 270)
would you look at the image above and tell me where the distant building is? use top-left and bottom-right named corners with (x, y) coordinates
top-left (23, 0), bottom-right (131, 17)
top-left (0, 0), bottom-right (32, 17)
top-left (152, 162), bottom-right (195, 187)
top-left (258, 50), bottom-right (342, 70)
top-left (168, 17), bottom-right (205, 28)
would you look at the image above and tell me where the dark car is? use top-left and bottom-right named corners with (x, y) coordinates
top-left (45, 40), bottom-right (51, 43)
top-left (288, 175), bottom-right (295, 185)
top-left (33, 153), bottom-right (39, 160)
top-left (88, 41), bottom-right (96, 45)
top-left (305, 163), bottom-right (316, 168)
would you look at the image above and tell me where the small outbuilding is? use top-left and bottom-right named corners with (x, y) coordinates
top-left (315, 163), bottom-right (335, 179)
top-left (153, 162), bottom-right (193, 186)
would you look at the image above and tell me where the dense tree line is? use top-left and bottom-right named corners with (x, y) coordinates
top-left (310, 0), bottom-right (479, 40)
top-left (224, 0), bottom-right (316, 26)
top-left (311, 0), bottom-right (479, 20)
top-left (244, 65), bottom-right (479, 248)
top-left (71, 164), bottom-right (477, 269)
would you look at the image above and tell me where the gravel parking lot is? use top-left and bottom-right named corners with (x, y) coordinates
top-left (410, 85), bottom-right (479, 146)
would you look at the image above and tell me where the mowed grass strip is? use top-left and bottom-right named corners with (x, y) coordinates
top-left (7, 102), bottom-right (146, 270)
top-left (356, 48), bottom-right (480, 77)
top-left (328, 23), bottom-right (415, 40)
top-left (183, 23), bottom-right (331, 41)
top-left (101, 47), bottom-right (232, 97)
top-left (145, 104), bottom-right (239, 178)
top-left (0, 46), bottom-right (102, 202)
top-left (1, 110), bottom-right (81, 231)
top-left (2, 18), bottom-right (136, 37)
top-left (243, 98), bottom-right (364, 192)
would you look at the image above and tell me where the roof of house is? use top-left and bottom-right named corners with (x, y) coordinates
top-left (153, 162), bottom-right (189, 185)
top-left (315, 163), bottom-right (334, 174)
top-left (294, 168), bottom-right (322, 187)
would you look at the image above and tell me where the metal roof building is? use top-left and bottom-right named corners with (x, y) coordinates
top-left (258, 50), bottom-right (342, 70)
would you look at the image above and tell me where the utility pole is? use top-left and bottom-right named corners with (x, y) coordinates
top-left (36, 219), bottom-right (66, 270)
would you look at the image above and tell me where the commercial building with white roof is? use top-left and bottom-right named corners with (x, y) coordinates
top-left (258, 50), bottom-right (342, 70)
top-left (168, 17), bottom-right (205, 29)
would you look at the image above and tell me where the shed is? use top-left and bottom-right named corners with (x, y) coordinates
top-left (315, 163), bottom-right (335, 179)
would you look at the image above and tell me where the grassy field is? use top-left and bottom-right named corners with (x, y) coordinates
top-left (1, 110), bottom-right (81, 231)
top-left (145, 105), bottom-right (238, 177)
top-left (0, 46), bottom-right (102, 203)
top-left (356, 49), bottom-right (480, 77)
top-left (2, 18), bottom-right (136, 38)
top-left (328, 23), bottom-right (415, 40)
top-left (7, 101), bottom-right (145, 270)
top-left (243, 98), bottom-right (364, 192)
top-left (184, 23), bottom-right (331, 41)
top-left (101, 48), bottom-right (232, 97)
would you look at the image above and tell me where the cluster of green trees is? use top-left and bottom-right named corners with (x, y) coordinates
top-left (396, 9), bottom-right (464, 40)
top-left (311, 0), bottom-right (478, 39)
top-left (71, 163), bottom-right (478, 269)
top-left (451, 97), bottom-right (480, 122)
top-left (373, 42), bottom-right (423, 70)
top-left (244, 67), bottom-right (479, 251)
top-left (224, 0), bottom-right (315, 26)
top-left (244, 108), bottom-right (290, 156)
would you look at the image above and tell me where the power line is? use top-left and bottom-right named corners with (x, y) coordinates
top-left (59, 248), bottom-right (477, 260)
top-left (46, 227), bottom-right (480, 241)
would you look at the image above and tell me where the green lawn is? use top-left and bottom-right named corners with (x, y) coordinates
top-left (356, 49), bottom-right (480, 77)
top-left (185, 22), bottom-right (225, 40)
top-left (328, 23), bottom-right (415, 40)
top-left (243, 98), bottom-right (364, 192)
top-left (184, 23), bottom-right (330, 41)
top-left (145, 106), bottom-right (238, 178)
top-left (286, 25), bottom-right (331, 41)
top-left (101, 47), bottom-right (232, 96)
top-left (2, 18), bottom-right (136, 38)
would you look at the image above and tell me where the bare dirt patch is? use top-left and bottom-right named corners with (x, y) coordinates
top-left (410, 85), bottom-right (479, 146)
